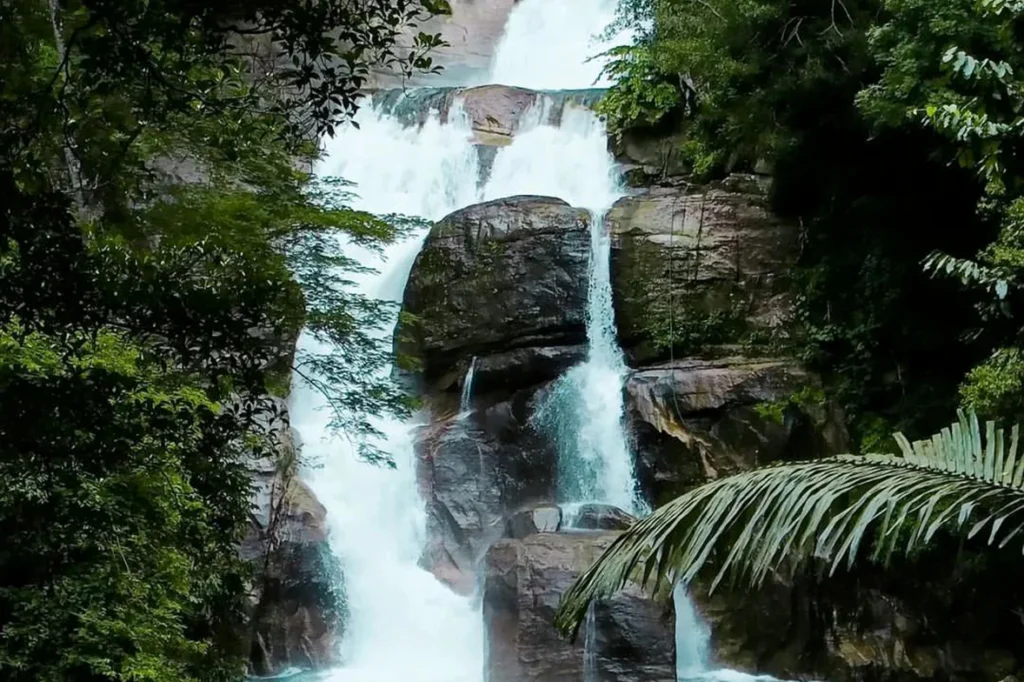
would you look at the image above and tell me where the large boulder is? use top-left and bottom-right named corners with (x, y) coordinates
top-left (399, 196), bottom-right (592, 392)
top-left (416, 385), bottom-right (560, 592)
top-left (626, 357), bottom-right (847, 504)
top-left (243, 462), bottom-right (341, 676)
top-left (564, 503), bottom-right (637, 531)
top-left (368, 0), bottom-right (519, 87)
top-left (608, 177), bottom-right (797, 363)
top-left (484, 532), bottom-right (676, 682)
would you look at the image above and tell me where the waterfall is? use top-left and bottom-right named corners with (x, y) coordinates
top-left (291, 101), bottom-right (485, 682)
top-left (496, 103), bottom-right (645, 516)
top-left (583, 600), bottom-right (599, 682)
top-left (674, 584), bottom-right (711, 679)
top-left (287, 2), bottom-right (642, 678)
top-left (459, 357), bottom-right (477, 417)
top-left (488, 0), bottom-right (629, 89)
top-left (284, 1), bottom-right (752, 680)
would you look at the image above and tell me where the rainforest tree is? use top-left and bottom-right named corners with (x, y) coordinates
top-left (0, 0), bottom-right (447, 678)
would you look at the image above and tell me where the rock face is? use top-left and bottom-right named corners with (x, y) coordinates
top-left (416, 387), bottom-right (560, 593)
top-left (565, 503), bottom-right (637, 531)
top-left (688, 548), bottom-right (1024, 682)
top-left (626, 357), bottom-right (848, 503)
top-left (399, 196), bottom-right (592, 392)
top-left (608, 177), bottom-right (796, 363)
top-left (243, 457), bottom-right (341, 676)
top-left (484, 532), bottom-right (676, 682)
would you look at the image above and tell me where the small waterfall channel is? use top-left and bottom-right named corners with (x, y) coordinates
top-left (286, 1), bottom-right (770, 681)
top-left (458, 357), bottom-right (478, 418)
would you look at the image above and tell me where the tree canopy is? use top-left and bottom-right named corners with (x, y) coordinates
top-left (0, 0), bottom-right (448, 678)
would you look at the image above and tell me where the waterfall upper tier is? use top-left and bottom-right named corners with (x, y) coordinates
top-left (370, 85), bottom-right (607, 146)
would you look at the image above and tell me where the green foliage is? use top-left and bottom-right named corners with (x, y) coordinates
top-left (648, 307), bottom-right (745, 356)
top-left (595, 43), bottom-right (684, 134)
top-left (607, 0), bottom-right (875, 167)
top-left (0, 0), bottom-right (450, 677)
top-left (0, 324), bottom-right (242, 682)
top-left (606, 0), bottom-right (1011, 440)
top-left (754, 386), bottom-right (826, 425)
top-left (961, 347), bottom-right (1024, 417)
top-left (554, 411), bottom-right (1024, 637)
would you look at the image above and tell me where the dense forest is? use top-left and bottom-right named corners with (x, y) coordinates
top-left (0, 0), bottom-right (445, 679)
top-left (3, 0), bottom-right (1024, 678)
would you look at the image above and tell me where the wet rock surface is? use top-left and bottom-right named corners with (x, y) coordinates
top-left (608, 177), bottom-right (797, 364)
top-left (243, 461), bottom-right (341, 676)
top-left (626, 357), bottom-right (847, 503)
top-left (398, 195), bottom-right (591, 392)
top-left (484, 532), bottom-right (676, 682)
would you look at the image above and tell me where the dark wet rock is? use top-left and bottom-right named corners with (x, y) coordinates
top-left (564, 503), bottom-right (636, 531)
top-left (399, 196), bottom-right (591, 392)
top-left (626, 357), bottom-right (847, 504)
top-left (416, 386), bottom-right (559, 592)
top-left (484, 532), bottom-right (675, 682)
top-left (243, 462), bottom-right (341, 677)
top-left (506, 503), bottom-right (563, 538)
top-left (608, 178), bottom-right (796, 364)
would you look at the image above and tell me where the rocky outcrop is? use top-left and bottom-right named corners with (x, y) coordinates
top-left (399, 196), bottom-right (591, 392)
top-left (565, 503), bottom-right (637, 531)
top-left (416, 387), bottom-right (560, 592)
top-left (375, 85), bottom-right (606, 148)
top-left (243, 454), bottom-right (341, 676)
top-left (613, 129), bottom-right (691, 183)
top-left (608, 177), bottom-right (796, 363)
top-left (484, 532), bottom-right (675, 682)
top-left (626, 357), bottom-right (847, 503)
top-left (687, 545), bottom-right (1024, 682)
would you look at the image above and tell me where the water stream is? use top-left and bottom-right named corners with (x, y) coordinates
top-left (459, 356), bottom-right (478, 417)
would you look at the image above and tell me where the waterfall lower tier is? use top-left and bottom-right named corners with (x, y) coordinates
top-left (291, 99), bottom-right (484, 682)
top-left (531, 209), bottom-right (647, 517)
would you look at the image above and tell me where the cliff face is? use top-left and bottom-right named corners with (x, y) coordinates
top-left (391, 112), bottom-right (848, 675)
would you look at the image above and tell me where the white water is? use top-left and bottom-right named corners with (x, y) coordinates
top-left (583, 600), bottom-right (599, 682)
top-left (488, 0), bottom-right (629, 89)
top-left (459, 356), bottom-right (477, 416)
top-left (291, 102), bottom-right (485, 682)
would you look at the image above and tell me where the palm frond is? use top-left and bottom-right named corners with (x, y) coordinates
top-left (554, 411), bottom-right (1024, 638)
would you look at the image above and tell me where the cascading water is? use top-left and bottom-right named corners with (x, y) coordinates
top-left (583, 600), bottom-right (599, 682)
top-left (488, 0), bottom-right (629, 89)
top-left (674, 584), bottom-right (711, 679)
top-left (290, 101), bottom-right (485, 682)
top-left (479, 93), bottom-right (646, 515)
top-left (459, 357), bottom-right (478, 417)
